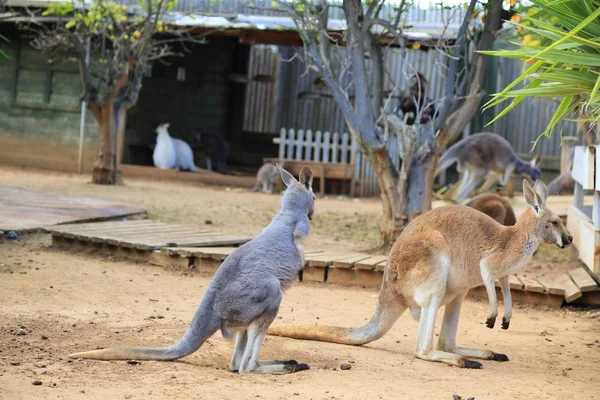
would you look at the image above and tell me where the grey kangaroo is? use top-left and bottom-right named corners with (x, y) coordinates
top-left (252, 162), bottom-right (284, 194)
top-left (68, 165), bottom-right (315, 375)
top-left (436, 132), bottom-right (542, 203)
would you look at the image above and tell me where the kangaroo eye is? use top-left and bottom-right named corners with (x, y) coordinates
top-left (551, 220), bottom-right (559, 226)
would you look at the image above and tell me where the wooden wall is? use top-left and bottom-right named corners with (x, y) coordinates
top-left (0, 26), bottom-right (98, 173)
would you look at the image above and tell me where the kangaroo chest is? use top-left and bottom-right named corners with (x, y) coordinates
top-left (498, 239), bottom-right (539, 276)
top-left (294, 236), bottom-right (306, 267)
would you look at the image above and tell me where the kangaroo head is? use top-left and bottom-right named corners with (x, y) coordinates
top-left (516, 155), bottom-right (542, 181)
top-left (156, 123), bottom-right (170, 136)
top-left (277, 164), bottom-right (315, 220)
top-left (523, 179), bottom-right (572, 248)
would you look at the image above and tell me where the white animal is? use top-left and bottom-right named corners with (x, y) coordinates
top-left (153, 123), bottom-right (201, 172)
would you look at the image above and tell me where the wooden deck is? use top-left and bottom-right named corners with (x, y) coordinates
top-left (46, 220), bottom-right (251, 250)
top-left (0, 187), bottom-right (146, 232)
top-left (151, 247), bottom-right (600, 307)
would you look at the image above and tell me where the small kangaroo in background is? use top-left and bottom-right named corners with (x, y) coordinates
top-left (464, 192), bottom-right (516, 226)
top-left (69, 165), bottom-right (316, 375)
top-left (153, 123), bottom-right (202, 172)
top-left (252, 162), bottom-right (285, 194)
top-left (436, 132), bottom-right (542, 203)
top-left (269, 180), bottom-right (572, 369)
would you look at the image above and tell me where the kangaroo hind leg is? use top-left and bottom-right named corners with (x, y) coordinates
top-left (229, 330), bottom-right (248, 372)
top-left (412, 262), bottom-right (482, 370)
top-left (238, 317), bottom-right (309, 375)
top-left (437, 293), bottom-right (509, 362)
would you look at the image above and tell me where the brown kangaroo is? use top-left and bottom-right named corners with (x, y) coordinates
top-left (269, 180), bottom-right (572, 369)
top-left (464, 193), bottom-right (516, 226)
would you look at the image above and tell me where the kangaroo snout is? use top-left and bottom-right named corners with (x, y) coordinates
top-left (561, 235), bottom-right (573, 248)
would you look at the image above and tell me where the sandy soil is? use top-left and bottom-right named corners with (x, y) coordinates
top-left (1, 167), bottom-right (600, 400)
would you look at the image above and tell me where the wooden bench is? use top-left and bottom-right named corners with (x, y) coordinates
top-left (263, 158), bottom-right (355, 196)
top-left (270, 128), bottom-right (358, 196)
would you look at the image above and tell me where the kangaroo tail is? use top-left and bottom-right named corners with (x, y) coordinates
top-left (268, 285), bottom-right (405, 345)
top-left (436, 143), bottom-right (463, 176)
top-left (68, 294), bottom-right (220, 361)
top-left (189, 163), bottom-right (204, 172)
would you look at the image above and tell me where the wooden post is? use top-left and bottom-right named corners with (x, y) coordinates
top-left (593, 191), bottom-right (600, 228)
top-left (574, 181), bottom-right (584, 210)
top-left (77, 38), bottom-right (90, 174)
top-left (560, 136), bottom-right (578, 174)
top-left (320, 165), bottom-right (326, 197)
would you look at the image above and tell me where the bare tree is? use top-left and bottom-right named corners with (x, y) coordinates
top-left (279, 0), bottom-right (506, 251)
top-left (25, 0), bottom-right (203, 184)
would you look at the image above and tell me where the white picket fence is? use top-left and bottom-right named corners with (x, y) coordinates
top-left (275, 128), bottom-right (403, 197)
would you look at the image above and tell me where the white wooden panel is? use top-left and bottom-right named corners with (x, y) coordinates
top-left (596, 145), bottom-right (600, 189)
top-left (579, 219), bottom-right (600, 274)
top-left (572, 146), bottom-right (595, 190)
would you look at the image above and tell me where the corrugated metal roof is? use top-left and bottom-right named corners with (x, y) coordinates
top-left (165, 13), bottom-right (460, 41)
top-left (4, 0), bottom-right (461, 41)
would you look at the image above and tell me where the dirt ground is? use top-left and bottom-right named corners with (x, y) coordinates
top-left (1, 167), bottom-right (600, 400)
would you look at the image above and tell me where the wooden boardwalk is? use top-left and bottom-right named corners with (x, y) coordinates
top-left (153, 247), bottom-right (600, 307)
top-left (0, 187), bottom-right (146, 232)
top-left (46, 220), bottom-right (251, 250)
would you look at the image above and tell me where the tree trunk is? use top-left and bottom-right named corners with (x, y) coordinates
top-left (91, 101), bottom-right (123, 184)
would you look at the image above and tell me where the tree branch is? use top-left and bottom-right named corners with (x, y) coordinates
top-left (434, 0), bottom-right (477, 133)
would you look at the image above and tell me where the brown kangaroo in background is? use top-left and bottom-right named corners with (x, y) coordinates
top-left (436, 132), bottom-right (542, 203)
top-left (464, 193), bottom-right (516, 226)
top-left (269, 180), bottom-right (572, 369)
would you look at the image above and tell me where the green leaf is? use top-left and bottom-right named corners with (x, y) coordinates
top-left (589, 73), bottom-right (600, 109)
top-left (495, 85), bottom-right (588, 97)
top-left (542, 95), bottom-right (575, 137)
top-left (480, 47), bottom-right (600, 67)
top-left (483, 59), bottom-right (545, 109)
top-left (526, 4), bottom-right (600, 61)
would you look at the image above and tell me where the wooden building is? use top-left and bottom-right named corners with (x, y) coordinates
top-left (0, 4), bottom-right (457, 177)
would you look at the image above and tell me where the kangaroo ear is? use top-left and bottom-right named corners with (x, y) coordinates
top-left (299, 167), bottom-right (313, 191)
top-left (530, 155), bottom-right (542, 168)
top-left (276, 163), bottom-right (296, 188)
top-left (523, 179), bottom-right (543, 216)
top-left (533, 179), bottom-right (548, 205)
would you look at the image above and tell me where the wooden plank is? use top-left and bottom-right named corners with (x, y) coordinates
top-left (573, 290), bottom-right (600, 306)
top-left (306, 252), bottom-right (352, 267)
top-left (593, 191), bottom-right (600, 227)
top-left (354, 255), bottom-right (388, 271)
top-left (332, 253), bottom-right (372, 269)
top-left (596, 144), bottom-right (600, 190)
top-left (263, 158), bottom-right (354, 180)
top-left (522, 278), bottom-right (545, 293)
top-left (45, 219), bottom-right (156, 233)
top-left (567, 204), bottom-right (586, 252)
top-left (300, 266), bottom-right (326, 282)
top-left (128, 236), bottom-right (248, 249)
top-left (375, 260), bottom-right (387, 272)
top-left (568, 267), bottom-right (598, 292)
top-left (468, 286), bottom-right (564, 308)
top-left (578, 218), bottom-right (600, 274)
top-left (163, 246), bottom-right (238, 260)
top-left (555, 274), bottom-right (582, 303)
top-left (148, 251), bottom-right (191, 269)
top-left (509, 275), bottom-right (524, 290)
top-left (326, 268), bottom-right (383, 287)
top-left (535, 275), bottom-right (565, 296)
top-left (117, 231), bottom-right (228, 243)
top-left (572, 146), bottom-right (595, 190)
top-left (187, 247), bottom-right (238, 258)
